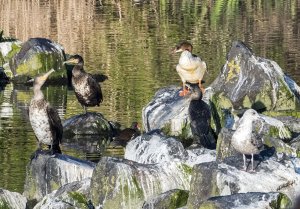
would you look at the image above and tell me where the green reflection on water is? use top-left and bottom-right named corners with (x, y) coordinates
top-left (0, 0), bottom-right (300, 193)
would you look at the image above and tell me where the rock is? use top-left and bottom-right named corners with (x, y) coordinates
top-left (90, 157), bottom-right (191, 209)
top-left (9, 38), bottom-right (66, 83)
top-left (23, 151), bottom-right (95, 205)
top-left (0, 188), bottom-right (28, 209)
top-left (198, 192), bottom-right (291, 209)
top-left (142, 85), bottom-right (192, 139)
top-left (142, 189), bottom-right (189, 209)
top-left (209, 41), bottom-right (300, 135)
top-left (34, 178), bottom-right (93, 209)
top-left (124, 133), bottom-right (216, 166)
top-left (187, 156), bottom-right (300, 208)
top-left (63, 112), bottom-right (113, 139)
top-left (215, 128), bottom-right (238, 161)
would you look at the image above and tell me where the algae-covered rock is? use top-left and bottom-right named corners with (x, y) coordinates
top-left (0, 188), bottom-right (28, 209)
top-left (23, 151), bottom-right (95, 204)
top-left (187, 156), bottom-right (300, 209)
top-left (34, 178), bottom-right (93, 209)
top-left (0, 41), bottom-right (22, 65)
top-left (210, 41), bottom-right (300, 112)
top-left (9, 38), bottom-right (66, 83)
top-left (63, 112), bottom-right (113, 139)
top-left (198, 192), bottom-right (291, 209)
top-left (90, 157), bottom-right (191, 209)
top-left (142, 189), bottom-right (189, 209)
top-left (142, 85), bottom-right (192, 139)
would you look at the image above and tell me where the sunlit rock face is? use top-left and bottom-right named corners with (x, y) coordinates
top-left (198, 192), bottom-right (291, 209)
top-left (0, 188), bottom-right (28, 209)
top-left (210, 41), bottom-right (300, 112)
top-left (142, 189), bottom-right (189, 209)
top-left (63, 112), bottom-right (113, 139)
top-left (142, 85), bottom-right (192, 138)
top-left (90, 156), bottom-right (191, 209)
top-left (187, 156), bottom-right (300, 209)
top-left (124, 133), bottom-right (216, 166)
top-left (9, 38), bottom-right (66, 83)
top-left (34, 178), bottom-right (92, 209)
top-left (23, 152), bottom-right (95, 204)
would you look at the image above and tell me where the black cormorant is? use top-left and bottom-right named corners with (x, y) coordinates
top-left (187, 84), bottom-right (216, 149)
top-left (29, 69), bottom-right (63, 154)
top-left (110, 122), bottom-right (140, 147)
top-left (64, 55), bottom-right (103, 113)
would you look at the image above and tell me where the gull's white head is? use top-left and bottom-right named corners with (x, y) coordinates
top-left (242, 109), bottom-right (262, 121)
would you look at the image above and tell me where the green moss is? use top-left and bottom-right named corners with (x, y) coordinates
top-left (161, 123), bottom-right (171, 135)
top-left (179, 163), bottom-right (193, 175)
top-left (169, 190), bottom-right (189, 209)
top-left (0, 199), bottom-right (10, 209)
top-left (6, 43), bottom-right (21, 60)
top-left (264, 111), bottom-right (300, 118)
top-left (131, 176), bottom-right (144, 199)
top-left (198, 202), bottom-right (218, 209)
top-left (49, 180), bottom-right (60, 191)
top-left (263, 137), bottom-right (295, 155)
top-left (269, 193), bottom-right (292, 209)
top-left (68, 191), bottom-right (90, 209)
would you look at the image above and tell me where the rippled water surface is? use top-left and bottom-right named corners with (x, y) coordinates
top-left (1, 0), bottom-right (300, 192)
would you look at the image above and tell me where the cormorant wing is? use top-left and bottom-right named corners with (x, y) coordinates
top-left (46, 104), bottom-right (63, 144)
top-left (87, 73), bottom-right (103, 103)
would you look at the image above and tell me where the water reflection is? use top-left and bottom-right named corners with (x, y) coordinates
top-left (1, 0), bottom-right (300, 192)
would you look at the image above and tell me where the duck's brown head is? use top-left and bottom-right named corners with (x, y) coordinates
top-left (173, 41), bottom-right (193, 53)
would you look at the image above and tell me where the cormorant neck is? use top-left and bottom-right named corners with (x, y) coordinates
top-left (72, 65), bottom-right (84, 77)
top-left (33, 85), bottom-right (44, 100)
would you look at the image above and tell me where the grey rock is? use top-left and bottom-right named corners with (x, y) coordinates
top-left (142, 85), bottom-right (192, 138)
top-left (34, 178), bottom-right (93, 209)
top-left (90, 156), bottom-right (191, 209)
top-left (142, 189), bottom-right (189, 209)
top-left (63, 112), bottom-right (113, 139)
top-left (124, 133), bottom-right (216, 166)
top-left (187, 156), bottom-right (300, 208)
top-left (0, 188), bottom-right (28, 209)
top-left (23, 151), bottom-right (95, 204)
top-left (198, 192), bottom-right (291, 209)
top-left (9, 38), bottom-right (66, 83)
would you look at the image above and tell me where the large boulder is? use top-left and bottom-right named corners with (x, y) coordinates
top-left (142, 189), bottom-right (189, 209)
top-left (0, 188), bottom-right (28, 209)
top-left (90, 157), bottom-right (191, 209)
top-left (23, 151), bottom-right (95, 205)
top-left (9, 38), bottom-right (66, 83)
top-left (63, 112), bottom-right (113, 139)
top-left (198, 192), bottom-right (291, 209)
top-left (33, 178), bottom-right (93, 209)
top-left (187, 156), bottom-right (300, 209)
top-left (209, 41), bottom-right (300, 134)
top-left (142, 86), bottom-right (192, 139)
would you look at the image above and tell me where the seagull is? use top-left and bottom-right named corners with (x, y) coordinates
top-left (231, 109), bottom-right (264, 172)
top-left (173, 41), bottom-right (207, 96)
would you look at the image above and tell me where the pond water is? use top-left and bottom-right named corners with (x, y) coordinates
top-left (1, 0), bottom-right (300, 193)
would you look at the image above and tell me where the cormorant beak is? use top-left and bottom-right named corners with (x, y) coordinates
top-left (171, 48), bottom-right (183, 54)
top-left (63, 58), bottom-right (78, 65)
top-left (42, 69), bottom-right (55, 80)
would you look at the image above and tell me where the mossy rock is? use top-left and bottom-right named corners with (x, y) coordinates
top-left (9, 38), bottom-right (66, 83)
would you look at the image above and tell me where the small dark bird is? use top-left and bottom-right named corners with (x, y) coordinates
top-left (64, 55), bottom-right (103, 113)
top-left (29, 69), bottom-right (63, 154)
top-left (188, 84), bottom-right (216, 149)
top-left (110, 122), bottom-right (140, 147)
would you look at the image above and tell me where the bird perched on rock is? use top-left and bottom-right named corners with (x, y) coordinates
top-left (110, 122), bottom-right (140, 147)
top-left (231, 109), bottom-right (264, 172)
top-left (29, 69), bottom-right (63, 154)
top-left (187, 84), bottom-right (216, 149)
top-left (64, 55), bottom-right (103, 113)
top-left (173, 41), bottom-right (207, 96)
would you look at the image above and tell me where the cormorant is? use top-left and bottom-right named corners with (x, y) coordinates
top-left (231, 109), bottom-right (264, 172)
top-left (173, 41), bottom-right (207, 96)
top-left (29, 69), bottom-right (63, 154)
top-left (64, 55), bottom-right (103, 113)
top-left (188, 84), bottom-right (216, 149)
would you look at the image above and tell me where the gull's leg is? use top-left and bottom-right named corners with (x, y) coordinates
top-left (243, 154), bottom-right (247, 171)
top-left (249, 153), bottom-right (256, 173)
top-left (198, 79), bottom-right (205, 94)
